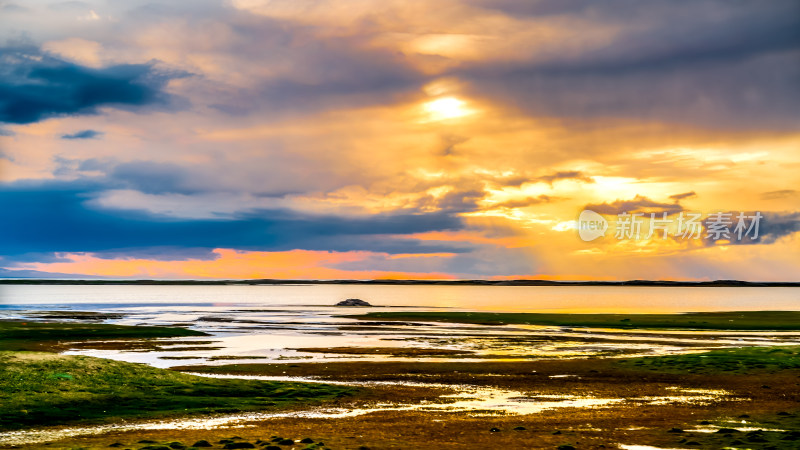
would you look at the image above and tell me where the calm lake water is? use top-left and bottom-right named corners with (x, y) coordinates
top-left (2, 284), bottom-right (800, 312)
top-left (2, 284), bottom-right (799, 367)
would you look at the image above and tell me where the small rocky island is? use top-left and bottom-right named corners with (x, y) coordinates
top-left (335, 298), bottom-right (372, 307)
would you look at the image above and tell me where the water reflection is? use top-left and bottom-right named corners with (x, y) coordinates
top-left (0, 374), bottom-right (735, 446)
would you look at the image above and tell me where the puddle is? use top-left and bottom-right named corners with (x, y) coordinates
top-left (685, 425), bottom-right (786, 433)
top-left (619, 445), bottom-right (686, 450)
top-left (0, 374), bottom-right (736, 446)
top-left (628, 386), bottom-right (741, 406)
top-left (12, 302), bottom-right (798, 368)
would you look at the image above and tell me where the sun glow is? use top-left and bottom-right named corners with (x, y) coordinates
top-left (424, 97), bottom-right (473, 120)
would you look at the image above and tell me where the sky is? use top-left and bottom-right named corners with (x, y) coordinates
top-left (0, 0), bottom-right (798, 281)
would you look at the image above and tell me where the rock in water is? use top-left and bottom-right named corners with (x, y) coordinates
top-left (335, 298), bottom-right (372, 306)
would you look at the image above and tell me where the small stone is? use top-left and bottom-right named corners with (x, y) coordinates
top-left (191, 441), bottom-right (212, 448)
top-left (223, 444), bottom-right (256, 449)
top-left (300, 438), bottom-right (314, 443)
top-left (489, 427), bottom-right (501, 432)
top-left (277, 439), bottom-right (295, 446)
top-left (777, 411), bottom-right (792, 416)
top-left (738, 414), bottom-right (750, 418)
top-left (513, 426), bottom-right (526, 430)
top-left (699, 420), bottom-right (711, 425)
top-left (552, 430), bottom-right (562, 435)
top-left (782, 431), bottom-right (800, 441)
top-left (335, 298), bottom-right (372, 307)
top-left (668, 428), bottom-right (684, 433)
top-left (108, 444), bottom-right (124, 448)
top-left (557, 445), bottom-right (576, 450)
top-left (168, 443), bottom-right (185, 449)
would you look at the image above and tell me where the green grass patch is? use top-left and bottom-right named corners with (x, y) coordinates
top-left (0, 352), bottom-right (356, 430)
top-left (0, 320), bottom-right (208, 351)
top-left (350, 311), bottom-right (800, 330)
top-left (618, 345), bottom-right (800, 374)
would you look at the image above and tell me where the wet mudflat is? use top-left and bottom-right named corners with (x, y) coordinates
top-left (3, 354), bottom-right (799, 449)
top-left (2, 285), bottom-right (800, 449)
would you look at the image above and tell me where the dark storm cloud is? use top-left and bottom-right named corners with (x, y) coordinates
top-left (0, 46), bottom-right (189, 124)
top-left (203, 16), bottom-right (426, 118)
top-left (758, 212), bottom-right (800, 244)
top-left (0, 179), bottom-right (468, 263)
top-left (701, 211), bottom-right (800, 246)
top-left (586, 195), bottom-right (683, 215)
top-left (431, 189), bottom-right (486, 213)
top-left (457, 0), bottom-right (800, 129)
top-left (61, 129), bottom-right (103, 140)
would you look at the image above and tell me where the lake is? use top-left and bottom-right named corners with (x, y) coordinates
top-left (2, 284), bottom-right (799, 367)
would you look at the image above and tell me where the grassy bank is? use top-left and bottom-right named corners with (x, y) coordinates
top-left (350, 310), bottom-right (800, 330)
top-left (619, 345), bottom-right (800, 374)
top-left (0, 320), bottom-right (208, 351)
top-left (0, 352), bottom-right (355, 431)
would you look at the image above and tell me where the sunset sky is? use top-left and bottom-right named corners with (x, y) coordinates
top-left (1, 0), bottom-right (798, 281)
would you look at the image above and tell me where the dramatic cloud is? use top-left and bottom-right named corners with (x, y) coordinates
top-left (0, 180), bottom-right (467, 261)
top-left (0, 46), bottom-right (187, 124)
top-left (585, 195), bottom-right (684, 216)
top-left (537, 171), bottom-right (594, 185)
top-left (491, 195), bottom-right (561, 209)
top-left (669, 192), bottom-right (697, 202)
top-left (457, 0), bottom-right (800, 129)
top-left (0, 0), bottom-right (798, 280)
top-left (703, 211), bottom-right (800, 246)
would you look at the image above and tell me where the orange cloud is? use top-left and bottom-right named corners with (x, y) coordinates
top-left (404, 230), bottom-right (538, 249)
top-left (16, 248), bottom-right (456, 280)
